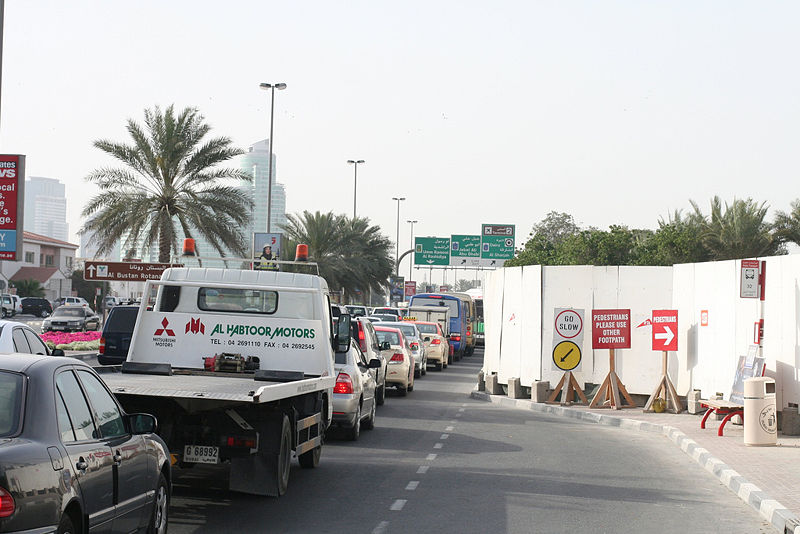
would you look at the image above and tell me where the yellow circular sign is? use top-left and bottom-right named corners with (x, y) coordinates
top-left (553, 340), bottom-right (581, 371)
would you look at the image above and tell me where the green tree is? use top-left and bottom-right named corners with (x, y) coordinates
top-left (81, 105), bottom-right (252, 263)
top-left (282, 211), bottom-right (393, 304)
top-left (10, 279), bottom-right (44, 297)
top-left (772, 199), bottom-right (800, 247)
top-left (508, 212), bottom-right (580, 266)
top-left (636, 210), bottom-right (709, 265)
top-left (690, 197), bottom-right (784, 260)
top-left (556, 225), bottom-right (643, 266)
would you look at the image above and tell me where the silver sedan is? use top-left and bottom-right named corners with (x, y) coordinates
top-left (329, 339), bottom-right (381, 441)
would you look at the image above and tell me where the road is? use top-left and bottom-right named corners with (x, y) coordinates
top-left (166, 348), bottom-right (774, 534)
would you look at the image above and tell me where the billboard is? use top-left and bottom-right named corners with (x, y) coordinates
top-left (0, 155), bottom-right (25, 261)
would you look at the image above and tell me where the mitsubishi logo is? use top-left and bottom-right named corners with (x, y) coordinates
top-left (154, 317), bottom-right (176, 336)
top-left (185, 318), bottom-right (205, 335)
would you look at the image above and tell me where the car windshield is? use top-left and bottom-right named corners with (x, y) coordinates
top-left (415, 323), bottom-right (438, 334)
top-left (0, 371), bottom-right (23, 437)
top-left (396, 325), bottom-right (417, 338)
top-left (375, 330), bottom-right (401, 345)
top-left (53, 308), bottom-right (85, 318)
top-left (346, 306), bottom-right (366, 317)
top-left (410, 297), bottom-right (459, 316)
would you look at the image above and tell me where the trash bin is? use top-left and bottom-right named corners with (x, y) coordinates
top-left (744, 377), bottom-right (777, 446)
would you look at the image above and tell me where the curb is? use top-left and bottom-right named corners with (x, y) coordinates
top-left (471, 390), bottom-right (800, 534)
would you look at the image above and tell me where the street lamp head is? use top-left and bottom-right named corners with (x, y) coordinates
top-left (392, 197), bottom-right (406, 201)
top-left (407, 219), bottom-right (418, 224)
top-left (259, 82), bottom-right (287, 90)
top-left (347, 159), bottom-right (365, 164)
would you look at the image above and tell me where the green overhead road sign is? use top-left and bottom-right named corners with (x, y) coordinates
top-left (450, 234), bottom-right (482, 266)
top-left (415, 237), bottom-right (450, 266)
top-left (480, 224), bottom-right (515, 266)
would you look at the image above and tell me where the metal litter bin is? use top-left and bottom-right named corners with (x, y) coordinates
top-left (744, 377), bottom-right (777, 446)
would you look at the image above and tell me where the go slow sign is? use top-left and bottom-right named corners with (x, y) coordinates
top-left (552, 308), bottom-right (584, 371)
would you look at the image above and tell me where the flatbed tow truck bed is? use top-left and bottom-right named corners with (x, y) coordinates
top-left (97, 367), bottom-right (335, 404)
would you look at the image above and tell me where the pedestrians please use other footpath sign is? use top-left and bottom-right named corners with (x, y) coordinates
top-left (591, 309), bottom-right (631, 349)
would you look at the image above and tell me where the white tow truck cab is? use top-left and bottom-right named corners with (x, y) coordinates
top-left (98, 267), bottom-right (352, 497)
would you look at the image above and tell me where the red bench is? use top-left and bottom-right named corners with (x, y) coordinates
top-left (700, 399), bottom-right (744, 436)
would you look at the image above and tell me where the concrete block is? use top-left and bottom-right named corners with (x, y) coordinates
top-left (485, 373), bottom-right (504, 395)
top-left (477, 370), bottom-right (485, 392)
top-left (782, 406), bottom-right (800, 436)
top-left (687, 390), bottom-right (703, 415)
top-left (507, 377), bottom-right (523, 399)
top-left (532, 380), bottom-right (550, 403)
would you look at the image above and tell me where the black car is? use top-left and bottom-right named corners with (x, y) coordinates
top-left (42, 306), bottom-right (101, 333)
top-left (0, 353), bottom-right (170, 533)
top-left (20, 297), bottom-right (53, 318)
top-left (98, 305), bottom-right (139, 365)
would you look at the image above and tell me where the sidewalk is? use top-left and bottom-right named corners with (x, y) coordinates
top-left (471, 389), bottom-right (800, 534)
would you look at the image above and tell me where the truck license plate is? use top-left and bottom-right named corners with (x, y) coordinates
top-left (183, 445), bottom-right (219, 464)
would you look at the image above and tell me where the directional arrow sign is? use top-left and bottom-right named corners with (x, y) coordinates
top-left (651, 309), bottom-right (678, 351)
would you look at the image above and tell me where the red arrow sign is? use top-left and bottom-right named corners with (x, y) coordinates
top-left (652, 309), bottom-right (678, 351)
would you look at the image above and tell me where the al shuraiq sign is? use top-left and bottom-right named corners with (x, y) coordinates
top-left (0, 155), bottom-right (25, 261)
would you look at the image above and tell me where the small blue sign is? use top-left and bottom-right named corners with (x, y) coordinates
top-left (0, 230), bottom-right (16, 251)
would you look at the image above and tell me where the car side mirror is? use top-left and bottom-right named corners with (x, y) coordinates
top-left (128, 413), bottom-right (158, 434)
top-left (368, 359), bottom-right (382, 369)
top-left (380, 341), bottom-right (391, 350)
top-left (50, 348), bottom-right (65, 357)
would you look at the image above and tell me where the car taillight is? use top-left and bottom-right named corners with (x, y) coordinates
top-left (99, 336), bottom-right (106, 355)
top-left (334, 372), bottom-right (353, 394)
top-left (410, 342), bottom-right (419, 351)
top-left (451, 334), bottom-right (461, 342)
top-left (389, 353), bottom-right (404, 363)
top-left (0, 487), bottom-right (14, 518)
top-left (431, 338), bottom-right (441, 345)
top-left (224, 436), bottom-right (257, 449)
top-left (467, 326), bottom-right (472, 335)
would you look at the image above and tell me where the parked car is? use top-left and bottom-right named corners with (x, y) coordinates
top-left (345, 305), bottom-right (369, 318)
top-left (374, 326), bottom-right (415, 396)
top-left (0, 295), bottom-right (14, 318)
top-left (55, 296), bottom-right (90, 309)
top-left (329, 339), bottom-right (381, 440)
top-left (42, 306), bottom-right (101, 332)
top-left (98, 305), bottom-right (140, 365)
top-left (376, 321), bottom-right (427, 378)
top-left (0, 320), bottom-right (64, 356)
top-left (20, 296), bottom-right (53, 318)
top-left (0, 353), bottom-right (170, 534)
top-left (351, 317), bottom-right (388, 405)
top-left (412, 320), bottom-right (449, 371)
top-left (9, 296), bottom-right (21, 316)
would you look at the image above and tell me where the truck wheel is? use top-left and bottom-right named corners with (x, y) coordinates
top-left (376, 382), bottom-right (386, 406)
top-left (298, 446), bottom-right (321, 469)
top-left (262, 416), bottom-right (291, 496)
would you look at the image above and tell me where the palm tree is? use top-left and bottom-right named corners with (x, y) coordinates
top-left (773, 199), bottom-right (800, 247)
top-left (81, 105), bottom-right (253, 262)
top-left (10, 279), bottom-right (44, 297)
top-left (690, 196), bottom-right (784, 260)
top-left (282, 211), bottom-right (393, 303)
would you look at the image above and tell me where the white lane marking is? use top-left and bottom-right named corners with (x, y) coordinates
top-left (450, 420), bottom-right (458, 424)
top-left (440, 434), bottom-right (449, 439)
top-left (445, 426), bottom-right (454, 431)
top-left (455, 413), bottom-right (462, 418)
top-left (434, 443), bottom-right (443, 449)
top-left (461, 403), bottom-right (467, 407)
top-left (426, 453), bottom-right (437, 461)
top-left (406, 481), bottom-right (419, 490)
top-left (390, 499), bottom-right (407, 511)
top-left (417, 465), bottom-right (429, 474)
top-left (372, 521), bottom-right (390, 534)
top-left (458, 408), bottom-right (465, 412)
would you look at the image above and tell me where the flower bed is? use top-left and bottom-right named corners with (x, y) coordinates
top-left (40, 331), bottom-right (101, 351)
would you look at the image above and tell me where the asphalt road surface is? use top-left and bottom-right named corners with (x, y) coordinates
top-left (162, 347), bottom-right (773, 534)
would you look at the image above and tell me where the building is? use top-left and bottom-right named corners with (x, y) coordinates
top-left (0, 231), bottom-right (78, 302)
top-left (23, 177), bottom-right (69, 242)
top-left (240, 139), bottom-right (288, 236)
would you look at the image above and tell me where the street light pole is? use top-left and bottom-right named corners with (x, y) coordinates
top-left (392, 197), bottom-right (405, 276)
top-left (347, 159), bottom-right (365, 219)
top-left (259, 82), bottom-right (287, 233)
top-left (407, 219), bottom-right (418, 280)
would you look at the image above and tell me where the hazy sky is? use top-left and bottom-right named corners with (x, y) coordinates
top-left (2, 1), bottom-right (799, 279)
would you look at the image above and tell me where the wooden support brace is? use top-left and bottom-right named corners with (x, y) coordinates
top-left (546, 371), bottom-right (588, 405)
